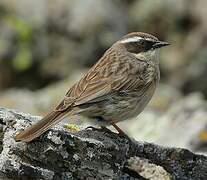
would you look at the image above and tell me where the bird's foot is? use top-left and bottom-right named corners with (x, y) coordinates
top-left (86, 126), bottom-right (113, 134)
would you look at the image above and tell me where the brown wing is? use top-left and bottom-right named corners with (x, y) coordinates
top-left (55, 48), bottom-right (150, 111)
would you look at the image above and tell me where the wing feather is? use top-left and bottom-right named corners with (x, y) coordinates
top-left (55, 47), bottom-right (152, 111)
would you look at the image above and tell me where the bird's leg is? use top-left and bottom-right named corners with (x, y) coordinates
top-left (111, 123), bottom-right (125, 135)
top-left (111, 123), bottom-right (130, 139)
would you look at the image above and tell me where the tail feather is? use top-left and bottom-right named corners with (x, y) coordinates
top-left (15, 111), bottom-right (68, 142)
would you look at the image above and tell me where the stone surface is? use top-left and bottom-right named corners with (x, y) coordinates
top-left (0, 107), bottom-right (207, 179)
top-left (126, 157), bottom-right (171, 180)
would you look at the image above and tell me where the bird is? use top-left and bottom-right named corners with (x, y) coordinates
top-left (15, 32), bottom-right (170, 142)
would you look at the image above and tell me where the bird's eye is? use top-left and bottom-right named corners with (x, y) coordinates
top-left (141, 40), bottom-right (153, 51)
top-left (139, 40), bottom-right (145, 46)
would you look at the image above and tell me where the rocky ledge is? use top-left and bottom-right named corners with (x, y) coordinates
top-left (0, 107), bottom-right (207, 180)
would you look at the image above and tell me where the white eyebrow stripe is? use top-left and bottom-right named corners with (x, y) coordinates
top-left (146, 38), bottom-right (154, 41)
top-left (120, 37), bottom-right (143, 43)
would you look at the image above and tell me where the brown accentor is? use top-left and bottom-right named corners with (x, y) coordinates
top-left (15, 32), bottom-right (170, 142)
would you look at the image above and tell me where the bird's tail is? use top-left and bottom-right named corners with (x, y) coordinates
top-left (15, 110), bottom-right (69, 142)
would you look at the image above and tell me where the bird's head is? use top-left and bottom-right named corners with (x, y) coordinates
top-left (117, 32), bottom-right (170, 63)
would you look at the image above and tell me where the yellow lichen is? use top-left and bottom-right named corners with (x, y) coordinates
top-left (64, 124), bottom-right (80, 133)
top-left (199, 131), bottom-right (207, 141)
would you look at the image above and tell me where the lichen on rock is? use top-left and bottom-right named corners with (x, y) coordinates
top-left (0, 107), bottom-right (207, 179)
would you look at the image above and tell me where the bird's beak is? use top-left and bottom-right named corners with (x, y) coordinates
top-left (153, 41), bottom-right (170, 49)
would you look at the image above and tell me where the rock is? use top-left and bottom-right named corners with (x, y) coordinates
top-left (0, 107), bottom-right (207, 179)
top-left (126, 157), bottom-right (171, 180)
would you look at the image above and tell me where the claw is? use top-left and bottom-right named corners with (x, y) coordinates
top-left (86, 126), bottom-right (113, 134)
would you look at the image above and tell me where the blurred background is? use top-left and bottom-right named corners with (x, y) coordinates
top-left (0, 0), bottom-right (207, 153)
